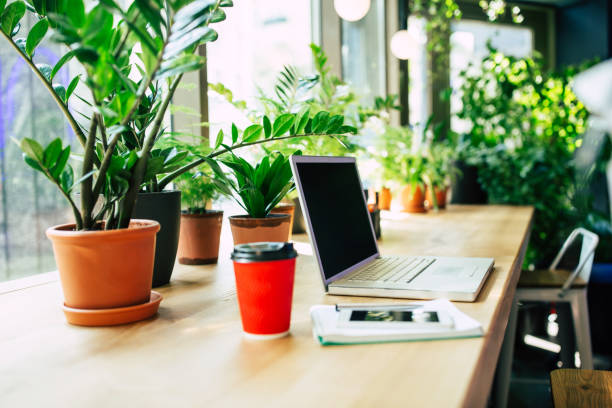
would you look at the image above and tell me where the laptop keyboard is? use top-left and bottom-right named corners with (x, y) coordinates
top-left (349, 256), bottom-right (436, 283)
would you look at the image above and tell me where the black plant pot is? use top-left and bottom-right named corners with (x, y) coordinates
top-left (292, 197), bottom-right (307, 234)
top-left (132, 190), bottom-right (181, 287)
top-left (450, 160), bottom-right (488, 204)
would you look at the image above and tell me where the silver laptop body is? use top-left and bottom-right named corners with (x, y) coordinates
top-left (290, 155), bottom-right (494, 302)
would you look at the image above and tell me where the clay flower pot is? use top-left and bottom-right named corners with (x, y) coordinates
top-left (426, 186), bottom-right (449, 210)
top-left (229, 214), bottom-right (291, 245)
top-left (46, 219), bottom-right (160, 310)
top-left (178, 210), bottom-right (223, 265)
top-left (400, 185), bottom-right (427, 213)
top-left (270, 203), bottom-right (295, 240)
top-left (379, 187), bottom-right (392, 210)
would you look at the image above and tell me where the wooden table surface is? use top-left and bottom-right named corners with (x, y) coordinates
top-left (0, 205), bottom-right (533, 408)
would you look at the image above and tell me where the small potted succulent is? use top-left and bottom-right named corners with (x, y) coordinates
top-left (210, 151), bottom-right (296, 245)
top-left (400, 155), bottom-right (428, 213)
top-left (175, 171), bottom-right (223, 265)
top-left (423, 144), bottom-right (459, 210)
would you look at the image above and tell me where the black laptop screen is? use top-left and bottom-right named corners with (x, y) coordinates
top-left (294, 160), bottom-right (378, 281)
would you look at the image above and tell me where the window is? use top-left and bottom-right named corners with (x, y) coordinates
top-left (450, 19), bottom-right (534, 133)
top-left (0, 15), bottom-right (74, 282)
top-left (341, 0), bottom-right (387, 105)
top-left (206, 0), bottom-right (313, 135)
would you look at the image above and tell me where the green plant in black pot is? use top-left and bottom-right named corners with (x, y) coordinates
top-left (209, 151), bottom-right (296, 245)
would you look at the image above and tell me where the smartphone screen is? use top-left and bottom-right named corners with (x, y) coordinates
top-left (349, 310), bottom-right (439, 323)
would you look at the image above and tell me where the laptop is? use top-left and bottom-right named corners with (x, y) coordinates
top-left (290, 155), bottom-right (494, 302)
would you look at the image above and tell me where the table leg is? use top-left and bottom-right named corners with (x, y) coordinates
top-left (493, 296), bottom-right (519, 408)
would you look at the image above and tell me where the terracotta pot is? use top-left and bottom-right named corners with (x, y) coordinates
top-left (177, 210), bottom-right (223, 265)
top-left (379, 187), bottom-right (392, 210)
top-left (426, 187), bottom-right (448, 209)
top-left (229, 214), bottom-right (291, 245)
top-left (46, 219), bottom-right (160, 310)
top-left (270, 203), bottom-right (295, 240)
top-left (400, 185), bottom-right (427, 213)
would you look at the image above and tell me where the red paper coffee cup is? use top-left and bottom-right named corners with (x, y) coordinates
top-left (231, 242), bottom-right (298, 339)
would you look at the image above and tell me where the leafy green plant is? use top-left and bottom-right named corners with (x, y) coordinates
top-left (174, 171), bottom-right (219, 213)
top-left (3, 0), bottom-right (355, 231)
top-left (455, 47), bottom-right (595, 266)
top-left (209, 152), bottom-right (295, 219)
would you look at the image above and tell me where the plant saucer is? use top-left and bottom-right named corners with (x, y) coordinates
top-left (62, 291), bottom-right (162, 327)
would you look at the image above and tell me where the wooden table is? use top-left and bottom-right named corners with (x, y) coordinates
top-left (0, 205), bottom-right (533, 408)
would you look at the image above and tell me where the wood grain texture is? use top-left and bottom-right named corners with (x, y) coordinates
top-left (550, 369), bottom-right (612, 408)
top-left (0, 205), bottom-right (533, 408)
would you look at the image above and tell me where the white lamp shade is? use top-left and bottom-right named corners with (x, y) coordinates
top-left (334, 0), bottom-right (371, 22)
top-left (390, 30), bottom-right (419, 60)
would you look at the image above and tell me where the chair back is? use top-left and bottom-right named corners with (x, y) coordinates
top-left (548, 228), bottom-right (599, 296)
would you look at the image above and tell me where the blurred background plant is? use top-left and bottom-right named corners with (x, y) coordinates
top-left (174, 171), bottom-right (220, 214)
top-left (454, 45), bottom-right (606, 267)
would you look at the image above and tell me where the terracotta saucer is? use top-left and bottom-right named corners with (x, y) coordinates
top-left (62, 291), bottom-right (163, 327)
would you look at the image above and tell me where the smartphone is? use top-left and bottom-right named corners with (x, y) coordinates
top-left (337, 308), bottom-right (454, 330)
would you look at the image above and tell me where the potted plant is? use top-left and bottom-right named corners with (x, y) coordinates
top-left (175, 171), bottom-right (222, 265)
top-left (4, 0), bottom-right (355, 322)
top-left (1, 0), bottom-right (234, 324)
top-left (424, 144), bottom-right (459, 210)
top-left (210, 151), bottom-right (296, 245)
top-left (400, 155), bottom-right (428, 213)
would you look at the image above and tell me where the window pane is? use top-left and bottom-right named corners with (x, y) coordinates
top-left (207, 0), bottom-right (313, 135)
top-left (341, 0), bottom-right (386, 105)
top-left (450, 20), bottom-right (533, 133)
top-left (1, 15), bottom-right (75, 282)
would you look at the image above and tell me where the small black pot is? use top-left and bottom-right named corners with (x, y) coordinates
top-left (291, 197), bottom-right (307, 234)
top-left (132, 190), bottom-right (181, 287)
top-left (450, 160), bottom-right (488, 204)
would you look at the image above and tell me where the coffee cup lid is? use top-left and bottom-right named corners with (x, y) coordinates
top-left (231, 242), bottom-right (298, 262)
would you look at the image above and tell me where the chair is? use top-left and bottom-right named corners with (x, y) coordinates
top-left (517, 228), bottom-right (599, 369)
top-left (550, 369), bottom-right (612, 407)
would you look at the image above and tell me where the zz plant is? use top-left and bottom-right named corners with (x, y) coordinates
top-left (2, 0), bottom-right (354, 231)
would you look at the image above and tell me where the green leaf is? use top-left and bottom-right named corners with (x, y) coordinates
top-left (65, 75), bottom-right (80, 101)
top-left (156, 54), bottom-right (205, 79)
top-left (43, 138), bottom-right (62, 168)
top-left (272, 113), bottom-right (294, 137)
top-left (53, 83), bottom-right (66, 102)
top-left (60, 166), bottom-right (74, 192)
top-left (231, 123), bottom-right (238, 144)
top-left (0, 1), bottom-right (25, 36)
top-left (293, 107), bottom-right (310, 134)
top-left (325, 115), bottom-right (344, 134)
top-left (214, 128), bottom-right (224, 149)
top-left (14, 37), bottom-right (25, 54)
top-left (165, 26), bottom-right (217, 58)
top-left (135, 0), bottom-right (164, 37)
top-left (242, 124), bottom-right (263, 143)
top-left (51, 146), bottom-right (70, 179)
top-left (50, 50), bottom-right (75, 80)
top-left (0, 0), bottom-right (6, 14)
top-left (25, 18), bottom-right (48, 57)
top-left (24, 156), bottom-right (42, 171)
top-left (20, 137), bottom-right (44, 162)
top-left (312, 111), bottom-right (330, 133)
top-left (66, 0), bottom-right (85, 28)
top-left (338, 125), bottom-right (357, 134)
top-left (35, 63), bottom-right (52, 81)
top-left (219, 0), bottom-right (233, 5)
top-left (262, 116), bottom-right (272, 138)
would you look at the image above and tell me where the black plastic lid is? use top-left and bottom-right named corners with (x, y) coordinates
top-left (231, 242), bottom-right (298, 262)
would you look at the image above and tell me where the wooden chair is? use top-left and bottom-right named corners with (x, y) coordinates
top-left (517, 228), bottom-right (599, 369)
top-left (550, 369), bottom-right (612, 408)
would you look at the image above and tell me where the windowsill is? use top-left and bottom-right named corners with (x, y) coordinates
top-left (0, 271), bottom-right (59, 295)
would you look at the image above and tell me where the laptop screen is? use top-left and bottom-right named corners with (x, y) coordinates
top-left (292, 158), bottom-right (379, 281)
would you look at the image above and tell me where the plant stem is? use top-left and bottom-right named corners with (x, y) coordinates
top-left (81, 116), bottom-right (98, 229)
top-left (157, 132), bottom-right (347, 190)
top-left (116, 74), bottom-right (183, 228)
top-left (0, 29), bottom-right (87, 148)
